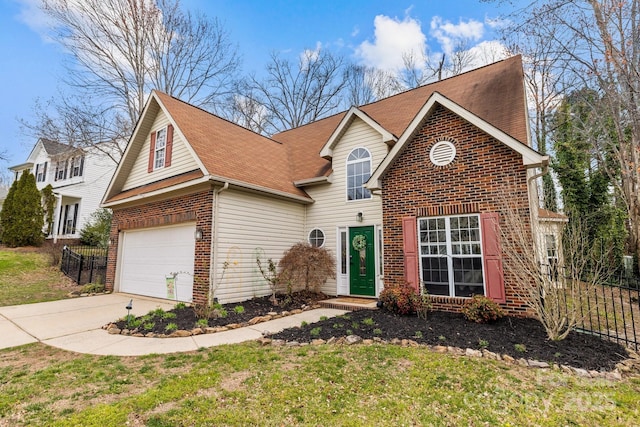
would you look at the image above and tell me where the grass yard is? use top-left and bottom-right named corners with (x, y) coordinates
top-left (0, 248), bottom-right (77, 306)
top-left (0, 342), bottom-right (638, 426)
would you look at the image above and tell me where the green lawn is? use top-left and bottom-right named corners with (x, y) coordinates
top-left (0, 249), bottom-right (75, 306)
top-left (0, 342), bottom-right (638, 426)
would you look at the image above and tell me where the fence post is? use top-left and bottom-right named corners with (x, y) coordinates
top-left (77, 254), bottom-right (84, 284)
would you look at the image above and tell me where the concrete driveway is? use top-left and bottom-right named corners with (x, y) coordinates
top-left (0, 293), bottom-right (346, 356)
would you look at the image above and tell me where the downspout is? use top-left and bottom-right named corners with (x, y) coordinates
top-left (209, 181), bottom-right (229, 304)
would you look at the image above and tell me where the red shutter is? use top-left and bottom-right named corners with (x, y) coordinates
top-left (402, 216), bottom-right (420, 291)
top-left (148, 131), bottom-right (157, 173)
top-left (165, 124), bottom-right (174, 167)
top-left (481, 212), bottom-right (506, 303)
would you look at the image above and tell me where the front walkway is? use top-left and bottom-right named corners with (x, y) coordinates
top-left (0, 294), bottom-right (346, 356)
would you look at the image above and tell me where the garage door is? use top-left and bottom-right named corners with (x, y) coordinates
top-left (119, 223), bottom-right (195, 302)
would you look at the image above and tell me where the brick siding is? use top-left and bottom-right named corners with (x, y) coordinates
top-left (381, 105), bottom-right (535, 316)
top-left (106, 189), bottom-right (214, 305)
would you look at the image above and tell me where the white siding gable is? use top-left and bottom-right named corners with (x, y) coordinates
top-left (122, 109), bottom-right (199, 191)
top-left (304, 117), bottom-right (387, 295)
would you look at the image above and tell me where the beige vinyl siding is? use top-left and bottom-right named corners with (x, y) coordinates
top-left (305, 117), bottom-right (387, 295)
top-left (122, 110), bottom-right (199, 191)
top-left (214, 189), bottom-right (305, 304)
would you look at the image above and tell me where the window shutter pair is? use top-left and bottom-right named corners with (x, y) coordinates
top-left (147, 125), bottom-right (174, 172)
top-left (401, 213), bottom-right (505, 302)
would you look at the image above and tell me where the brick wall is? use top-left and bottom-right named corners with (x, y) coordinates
top-left (106, 189), bottom-right (213, 305)
top-left (381, 105), bottom-right (535, 316)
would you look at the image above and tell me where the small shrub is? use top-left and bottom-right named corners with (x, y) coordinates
top-left (362, 317), bottom-right (375, 326)
top-left (217, 307), bottom-right (228, 318)
top-left (461, 295), bottom-right (504, 323)
top-left (196, 318), bottom-right (209, 328)
top-left (319, 316), bottom-right (328, 321)
top-left (478, 339), bottom-right (489, 349)
top-left (81, 283), bottom-right (105, 294)
top-left (310, 327), bottom-right (322, 337)
top-left (123, 314), bottom-right (136, 328)
top-left (514, 343), bottom-right (527, 353)
top-left (174, 302), bottom-right (187, 310)
top-left (438, 335), bottom-right (447, 342)
top-left (143, 322), bottom-right (155, 331)
top-left (150, 308), bottom-right (165, 317)
top-left (128, 318), bottom-right (142, 329)
top-left (378, 282), bottom-right (421, 315)
top-left (161, 312), bottom-right (177, 320)
top-left (278, 243), bottom-right (336, 292)
top-left (414, 331), bottom-right (423, 339)
top-left (165, 323), bottom-right (178, 333)
top-left (351, 321), bottom-right (360, 330)
top-left (373, 328), bottom-right (382, 335)
top-left (301, 321), bottom-right (308, 327)
top-left (233, 305), bottom-right (245, 314)
top-left (346, 329), bottom-right (353, 335)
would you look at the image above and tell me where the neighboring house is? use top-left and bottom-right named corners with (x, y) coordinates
top-left (9, 138), bottom-right (118, 242)
top-left (103, 56), bottom-right (551, 315)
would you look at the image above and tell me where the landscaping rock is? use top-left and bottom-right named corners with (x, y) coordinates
top-left (345, 335), bottom-right (363, 345)
top-left (271, 339), bottom-right (285, 347)
top-left (434, 345), bottom-right (448, 353)
top-left (465, 348), bottom-right (483, 358)
top-left (286, 341), bottom-right (301, 347)
top-left (502, 355), bottom-right (515, 363)
top-left (311, 339), bottom-right (326, 345)
top-left (528, 360), bottom-right (550, 369)
top-left (571, 367), bottom-right (591, 378)
top-left (107, 327), bottom-right (121, 335)
top-left (257, 338), bottom-right (272, 346)
top-left (248, 315), bottom-right (272, 325)
top-left (170, 330), bottom-right (192, 338)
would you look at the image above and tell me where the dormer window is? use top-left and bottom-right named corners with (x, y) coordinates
top-left (154, 128), bottom-right (167, 169)
top-left (71, 156), bottom-right (84, 177)
top-left (35, 162), bottom-right (48, 183)
top-left (346, 148), bottom-right (372, 201)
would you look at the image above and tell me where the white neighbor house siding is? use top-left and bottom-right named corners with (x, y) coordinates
top-left (122, 109), bottom-right (199, 191)
top-left (18, 142), bottom-right (119, 239)
top-left (213, 189), bottom-right (305, 304)
top-left (304, 117), bottom-right (386, 296)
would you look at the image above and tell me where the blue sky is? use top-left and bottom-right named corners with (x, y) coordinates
top-left (0, 0), bottom-right (519, 173)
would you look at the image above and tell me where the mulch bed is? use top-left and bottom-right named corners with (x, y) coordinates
top-left (112, 291), bottom-right (629, 371)
top-left (271, 309), bottom-right (629, 371)
top-left (112, 291), bottom-right (327, 334)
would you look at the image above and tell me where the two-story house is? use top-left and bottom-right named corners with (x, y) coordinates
top-left (102, 56), bottom-right (554, 316)
top-left (9, 138), bottom-right (118, 242)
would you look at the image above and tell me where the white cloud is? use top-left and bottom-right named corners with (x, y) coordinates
top-left (430, 16), bottom-right (484, 56)
top-left (15, 0), bottom-right (55, 41)
top-left (355, 15), bottom-right (426, 71)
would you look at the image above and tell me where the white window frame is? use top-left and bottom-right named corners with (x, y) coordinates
top-left (71, 156), bottom-right (83, 177)
top-left (308, 228), bottom-right (326, 248)
top-left (154, 128), bottom-right (167, 170)
top-left (346, 147), bottom-right (372, 201)
top-left (36, 163), bottom-right (46, 183)
top-left (418, 214), bottom-right (485, 298)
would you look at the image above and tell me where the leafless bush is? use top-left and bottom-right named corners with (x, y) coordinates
top-left (498, 198), bottom-right (613, 340)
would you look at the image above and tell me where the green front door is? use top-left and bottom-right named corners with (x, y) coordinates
top-left (349, 226), bottom-right (376, 296)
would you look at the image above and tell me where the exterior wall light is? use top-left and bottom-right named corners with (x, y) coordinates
top-left (195, 227), bottom-right (203, 241)
top-left (356, 211), bottom-right (364, 222)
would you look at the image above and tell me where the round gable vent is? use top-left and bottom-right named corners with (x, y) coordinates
top-left (429, 140), bottom-right (456, 166)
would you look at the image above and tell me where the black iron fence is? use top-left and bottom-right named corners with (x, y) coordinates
top-left (61, 246), bottom-right (108, 286)
top-left (541, 264), bottom-right (640, 352)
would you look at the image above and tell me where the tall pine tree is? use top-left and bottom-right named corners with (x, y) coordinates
top-left (0, 171), bottom-right (44, 247)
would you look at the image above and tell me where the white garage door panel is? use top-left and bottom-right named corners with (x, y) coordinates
top-left (119, 224), bottom-right (195, 302)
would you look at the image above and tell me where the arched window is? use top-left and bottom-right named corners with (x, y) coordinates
top-left (346, 148), bottom-right (372, 201)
